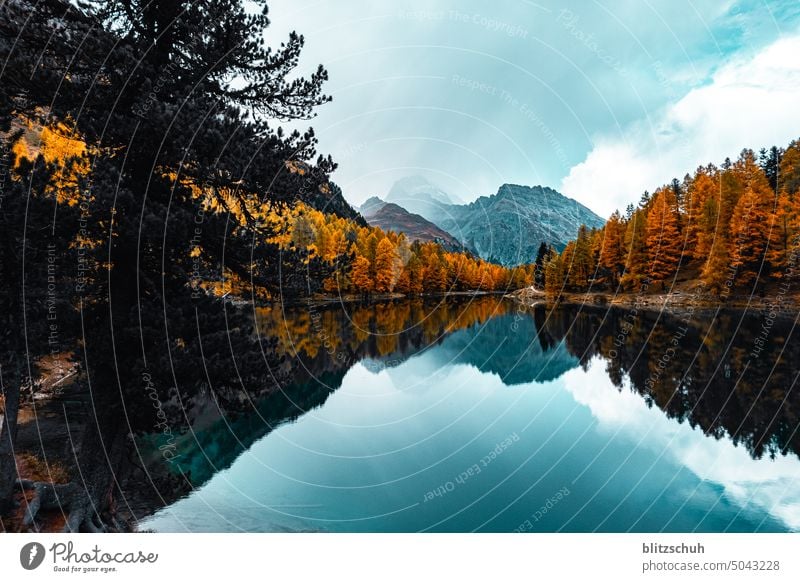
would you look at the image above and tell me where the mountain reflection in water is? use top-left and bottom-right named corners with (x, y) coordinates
top-left (136, 297), bottom-right (800, 532)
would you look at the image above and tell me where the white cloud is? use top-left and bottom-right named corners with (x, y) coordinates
top-left (563, 359), bottom-right (800, 530)
top-left (561, 35), bottom-right (800, 218)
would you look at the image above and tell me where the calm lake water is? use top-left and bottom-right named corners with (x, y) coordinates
top-left (140, 297), bottom-right (800, 532)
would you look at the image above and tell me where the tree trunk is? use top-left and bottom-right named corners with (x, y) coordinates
top-left (0, 371), bottom-right (20, 516)
top-left (17, 385), bottom-right (128, 532)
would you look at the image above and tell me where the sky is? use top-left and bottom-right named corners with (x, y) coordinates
top-left (267, 0), bottom-right (800, 217)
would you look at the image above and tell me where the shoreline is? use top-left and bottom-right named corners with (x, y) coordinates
top-left (225, 285), bottom-right (800, 316)
top-left (235, 289), bottom-right (509, 310)
top-left (508, 287), bottom-right (800, 316)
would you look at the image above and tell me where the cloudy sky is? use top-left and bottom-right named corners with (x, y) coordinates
top-left (268, 0), bottom-right (800, 217)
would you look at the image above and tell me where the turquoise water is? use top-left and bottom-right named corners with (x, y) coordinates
top-left (141, 300), bottom-right (800, 532)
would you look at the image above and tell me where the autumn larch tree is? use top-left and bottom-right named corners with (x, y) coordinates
top-left (621, 208), bottom-right (649, 290)
top-left (699, 161), bottom-right (746, 292)
top-left (554, 140), bottom-right (800, 297)
top-left (701, 232), bottom-right (731, 294)
top-left (374, 237), bottom-right (401, 293)
top-left (729, 151), bottom-right (774, 287)
top-left (767, 190), bottom-right (793, 276)
top-left (351, 255), bottom-right (374, 295)
top-left (560, 241), bottom-right (576, 289)
top-left (565, 225), bottom-right (593, 289)
top-left (684, 166), bottom-right (718, 260)
top-left (544, 252), bottom-right (564, 299)
top-left (781, 139), bottom-right (800, 198)
top-left (646, 188), bottom-right (682, 283)
top-left (599, 211), bottom-right (626, 286)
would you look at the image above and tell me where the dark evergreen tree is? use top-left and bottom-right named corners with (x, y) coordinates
top-left (534, 241), bottom-right (549, 288)
top-left (759, 146), bottom-right (783, 194)
top-left (0, 0), bottom-right (341, 530)
top-left (670, 177), bottom-right (683, 212)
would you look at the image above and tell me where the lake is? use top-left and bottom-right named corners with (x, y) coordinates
top-left (138, 297), bottom-right (800, 532)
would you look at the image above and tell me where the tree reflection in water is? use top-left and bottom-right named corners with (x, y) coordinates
top-left (52, 298), bottom-right (800, 525)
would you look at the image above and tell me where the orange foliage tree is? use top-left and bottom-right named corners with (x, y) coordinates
top-left (265, 202), bottom-right (533, 296)
top-left (646, 188), bottom-right (682, 282)
top-left (543, 140), bottom-right (800, 297)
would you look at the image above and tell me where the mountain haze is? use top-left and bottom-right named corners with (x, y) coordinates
top-left (384, 175), bottom-right (464, 220)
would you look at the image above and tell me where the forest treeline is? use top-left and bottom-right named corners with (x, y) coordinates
top-left (9, 120), bottom-right (533, 298)
top-left (265, 202), bottom-right (534, 295)
top-left (535, 305), bottom-right (800, 460)
top-left (540, 141), bottom-right (800, 296)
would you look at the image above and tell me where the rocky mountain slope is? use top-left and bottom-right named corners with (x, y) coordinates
top-left (360, 197), bottom-right (465, 252)
top-left (362, 178), bottom-right (604, 266)
top-left (432, 183), bottom-right (604, 266)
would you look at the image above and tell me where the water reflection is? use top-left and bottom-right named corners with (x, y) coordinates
top-left (136, 298), bottom-right (800, 531)
top-left (536, 305), bottom-right (800, 461)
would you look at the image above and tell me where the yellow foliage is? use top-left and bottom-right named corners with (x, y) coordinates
top-left (9, 117), bottom-right (91, 205)
top-left (6, 113), bottom-right (531, 299)
top-left (39, 123), bottom-right (86, 162)
top-left (262, 201), bottom-right (532, 295)
top-left (285, 160), bottom-right (308, 175)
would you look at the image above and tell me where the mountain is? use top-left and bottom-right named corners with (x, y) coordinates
top-left (360, 198), bottom-right (465, 252)
top-left (429, 312), bottom-right (579, 385)
top-left (384, 175), bottom-right (463, 220)
top-left (380, 177), bottom-right (604, 265)
top-left (359, 196), bottom-right (387, 217)
top-left (432, 184), bottom-right (604, 266)
top-left (317, 180), bottom-right (366, 225)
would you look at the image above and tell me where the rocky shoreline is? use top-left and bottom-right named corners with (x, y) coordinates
top-left (508, 286), bottom-right (800, 316)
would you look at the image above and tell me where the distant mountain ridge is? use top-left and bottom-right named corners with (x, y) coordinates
top-left (373, 178), bottom-right (604, 266)
top-left (359, 196), bottom-right (386, 217)
top-left (359, 197), bottom-right (466, 252)
top-left (433, 183), bottom-right (604, 265)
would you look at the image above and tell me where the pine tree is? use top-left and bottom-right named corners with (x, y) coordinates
top-left (0, 0), bottom-right (339, 527)
top-left (670, 177), bottom-right (684, 216)
top-left (534, 242), bottom-right (549, 288)
top-left (759, 146), bottom-right (784, 194)
top-left (625, 203), bottom-right (635, 220)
